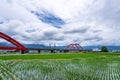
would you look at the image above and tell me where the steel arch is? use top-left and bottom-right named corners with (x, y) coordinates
top-left (65, 43), bottom-right (83, 52)
top-left (0, 32), bottom-right (27, 51)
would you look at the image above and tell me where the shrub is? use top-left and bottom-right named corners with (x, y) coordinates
top-left (101, 46), bottom-right (108, 52)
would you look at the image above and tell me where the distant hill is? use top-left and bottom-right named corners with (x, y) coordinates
top-left (0, 42), bottom-right (15, 47)
top-left (24, 44), bottom-right (45, 48)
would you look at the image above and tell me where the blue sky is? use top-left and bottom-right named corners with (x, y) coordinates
top-left (0, 0), bottom-right (120, 46)
top-left (31, 10), bottom-right (65, 28)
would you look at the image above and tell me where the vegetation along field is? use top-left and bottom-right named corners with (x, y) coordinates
top-left (0, 52), bottom-right (120, 80)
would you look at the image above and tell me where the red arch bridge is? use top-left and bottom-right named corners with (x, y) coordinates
top-left (0, 32), bottom-right (83, 53)
top-left (65, 43), bottom-right (83, 52)
top-left (0, 32), bottom-right (27, 53)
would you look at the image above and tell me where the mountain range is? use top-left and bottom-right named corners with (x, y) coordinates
top-left (0, 42), bottom-right (120, 51)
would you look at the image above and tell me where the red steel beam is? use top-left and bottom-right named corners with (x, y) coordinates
top-left (0, 32), bottom-right (27, 50)
top-left (65, 43), bottom-right (83, 52)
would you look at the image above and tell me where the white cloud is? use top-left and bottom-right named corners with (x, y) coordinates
top-left (0, 0), bottom-right (37, 22)
top-left (0, 0), bottom-right (120, 46)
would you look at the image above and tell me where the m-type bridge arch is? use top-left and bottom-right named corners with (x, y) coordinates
top-left (0, 32), bottom-right (27, 52)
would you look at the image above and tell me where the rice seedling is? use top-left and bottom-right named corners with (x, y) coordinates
top-left (0, 53), bottom-right (119, 80)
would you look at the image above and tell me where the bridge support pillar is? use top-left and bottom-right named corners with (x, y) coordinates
top-left (21, 50), bottom-right (24, 54)
top-left (50, 50), bottom-right (55, 53)
top-left (38, 50), bottom-right (41, 53)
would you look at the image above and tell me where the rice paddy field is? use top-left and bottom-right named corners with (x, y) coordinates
top-left (0, 52), bottom-right (120, 80)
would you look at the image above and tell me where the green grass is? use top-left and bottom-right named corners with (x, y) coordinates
top-left (0, 52), bottom-right (120, 80)
top-left (0, 52), bottom-right (119, 60)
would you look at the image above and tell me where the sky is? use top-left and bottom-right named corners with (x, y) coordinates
top-left (0, 0), bottom-right (120, 46)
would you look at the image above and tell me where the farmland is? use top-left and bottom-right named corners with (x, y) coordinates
top-left (0, 52), bottom-right (120, 80)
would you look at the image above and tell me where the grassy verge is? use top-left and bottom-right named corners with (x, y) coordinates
top-left (0, 52), bottom-right (119, 60)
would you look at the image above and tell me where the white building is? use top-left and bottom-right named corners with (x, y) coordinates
top-left (92, 48), bottom-right (101, 52)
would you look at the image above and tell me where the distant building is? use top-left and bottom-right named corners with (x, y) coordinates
top-left (92, 48), bottom-right (101, 52)
top-left (112, 50), bottom-right (120, 52)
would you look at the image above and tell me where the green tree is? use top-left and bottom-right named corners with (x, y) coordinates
top-left (101, 46), bottom-right (108, 52)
